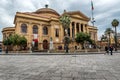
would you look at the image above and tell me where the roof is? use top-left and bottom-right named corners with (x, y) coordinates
top-left (2, 27), bottom-right (15, 33)
top-left (35, 8), bottom-right (60, 16)
top-left (14, 5), bottom-right (60, 22)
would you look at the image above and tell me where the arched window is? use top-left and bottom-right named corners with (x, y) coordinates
top-left (33, 25), bottom-right (38, 34)
top-left (21, 24), bottom-right (27, 33)
top-left (43, 26), bottom-right (48, 35)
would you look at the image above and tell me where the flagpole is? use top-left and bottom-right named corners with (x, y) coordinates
top-left (91, 0), bottom-right (95, 27)
top-left (92, 10), bottom-right (94, 27)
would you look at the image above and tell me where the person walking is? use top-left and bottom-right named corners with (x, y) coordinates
top-left (109, 46), bottom-right (113, 55)
top-left (105, 46), bottom-right (109, 54)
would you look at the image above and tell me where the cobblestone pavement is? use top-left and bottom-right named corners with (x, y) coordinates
top-left (0, 53), bottom-right (120, 80)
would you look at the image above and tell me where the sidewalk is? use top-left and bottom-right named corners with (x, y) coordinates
top-left (0, 50), bottom-right (119, 55)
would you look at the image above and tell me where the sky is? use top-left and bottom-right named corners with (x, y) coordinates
top-left (0, 0), bottom-right (120, 41)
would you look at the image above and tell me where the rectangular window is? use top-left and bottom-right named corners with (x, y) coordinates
top-left (81, 24), bottom-right (83, 32)
top-left (55, 29), bottom-right (59, 37)
top-left (68, 28), bottom-right (70, 36)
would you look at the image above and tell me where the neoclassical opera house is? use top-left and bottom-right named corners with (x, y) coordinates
top-left (2, 5), bottom-right (97, 51)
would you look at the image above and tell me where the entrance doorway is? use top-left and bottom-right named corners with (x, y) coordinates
top-left (32, 39), bottom-right (38, 50)
top-left (43, 40), bottom-right (49, 50)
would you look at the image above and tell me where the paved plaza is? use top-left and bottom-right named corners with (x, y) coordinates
top-left (0, 53), bottom-right (120, 80)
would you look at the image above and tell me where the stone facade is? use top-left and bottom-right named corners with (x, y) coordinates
top-left (2, 5), bottom-right (98, 51)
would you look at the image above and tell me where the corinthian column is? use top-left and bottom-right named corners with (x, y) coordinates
top-left (74, 22), bottom-right (77, 36)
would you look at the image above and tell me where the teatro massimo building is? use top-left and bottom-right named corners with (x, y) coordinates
top-left (2, 5), bottom-right (98, 51)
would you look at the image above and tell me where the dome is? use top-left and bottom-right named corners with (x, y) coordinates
top-left (35, 5), bottom-right (60, 16)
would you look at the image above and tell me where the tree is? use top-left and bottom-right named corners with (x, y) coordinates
top-left (19, 36), bottom-right (27, 50)
top-left (59, 13), bottom-right (71, 53)
top-left (111, 19), bottom-right (119, 51)
top-left (12, 34), bottom-right (21, 46)
top-left (104, 28), bottom-right (114, 47)
top-left (3, 36), bottom-right (13, 53)
top-left (59, 14), bottom-right (71, 36)
top-left (3, 37), bottom-right (12, 46)
top-left (63, 36), bottom-right (71, 45)
top-left (3, 34), bottom-right (27, 51)
top-left (75, 32), bottom-right (91, 49)
top-left (101, 35), bottom-right (108, 42)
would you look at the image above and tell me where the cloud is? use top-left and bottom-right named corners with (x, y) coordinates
top-left (0, 0), bottom-right (120, 41)
top-left (0, 8), bottom-right (14, 27)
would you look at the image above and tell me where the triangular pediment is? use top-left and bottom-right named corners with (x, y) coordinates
top-left (64, 11), bottom-right (90, 21)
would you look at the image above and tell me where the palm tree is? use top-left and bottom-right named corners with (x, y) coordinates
top-left (59, 14), bottom-right (71, 36)
top-left (105, 28), bottom-right (114, 48)
top-left (111, 19), bottom-right (119, 51)
top-left (59, 13), bottom-right (71, 53)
